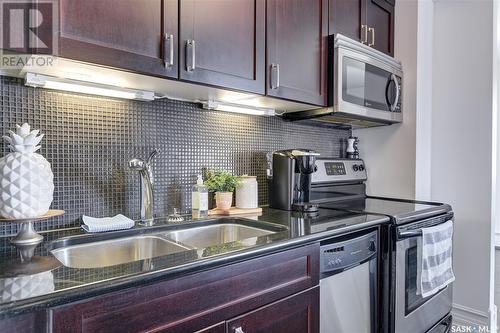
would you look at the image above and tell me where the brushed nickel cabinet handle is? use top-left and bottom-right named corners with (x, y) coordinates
top-left (186, 39), bottom-right (196, 72)
top-left (164, 33), bottom-right (174, 68)
top-left (270, 63), bottom-right (280, 89)
top-left (368, 27), bottom-right (375, 47)
top-left (361, 24), bottom-right (368, 44)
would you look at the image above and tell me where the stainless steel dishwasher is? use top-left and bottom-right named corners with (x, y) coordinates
top-left (320, 230), bottom-right (378, 333)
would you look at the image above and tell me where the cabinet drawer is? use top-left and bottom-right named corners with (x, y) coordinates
top-left (51, 244), bottom-right (319, 333)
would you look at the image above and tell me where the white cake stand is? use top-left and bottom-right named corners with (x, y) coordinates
top-left (0, 210), bottom-right (64, 276)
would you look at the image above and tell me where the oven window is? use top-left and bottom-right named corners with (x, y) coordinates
top-left (405, 245), bottom-right (430, 315)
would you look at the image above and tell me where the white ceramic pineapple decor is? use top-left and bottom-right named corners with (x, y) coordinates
top-left (0, 123), bottom-right (54, 219)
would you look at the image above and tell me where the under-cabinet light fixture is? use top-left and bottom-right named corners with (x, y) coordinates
top-left (201, 100), bottom-right (275, 116)
top-left (24, 73), bottom-right (155, 101)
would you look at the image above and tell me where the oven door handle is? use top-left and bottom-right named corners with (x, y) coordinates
top-left (398, 216), bottom-right (454, 240)
top-left (397, 229), bottom-right (422, 239)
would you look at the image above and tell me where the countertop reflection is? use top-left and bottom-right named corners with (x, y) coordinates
top-left (0, 207), bottom-right (389, 319)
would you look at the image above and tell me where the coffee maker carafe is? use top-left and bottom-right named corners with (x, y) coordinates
top-left (268, 149), bottom-right (320, 212)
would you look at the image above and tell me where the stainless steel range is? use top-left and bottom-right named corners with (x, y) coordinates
top-left (311, 158), bottom-right (453, 333)
top-left (268, 152), bottom-right (454, 333)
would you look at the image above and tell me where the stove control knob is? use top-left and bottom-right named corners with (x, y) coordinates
top-left (353, 165), bottom-right (359, 172)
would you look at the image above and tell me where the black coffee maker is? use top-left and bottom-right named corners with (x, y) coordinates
top-left (268, 149), bottom-right (320, 212)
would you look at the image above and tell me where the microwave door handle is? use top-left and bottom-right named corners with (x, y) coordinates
top-left (398, 229), bottom-right (422, 239)
top-left (389, 74), bottom-right (400, 111)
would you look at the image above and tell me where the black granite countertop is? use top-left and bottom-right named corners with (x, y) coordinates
top-left (0, 207), bottom-right (389, 319)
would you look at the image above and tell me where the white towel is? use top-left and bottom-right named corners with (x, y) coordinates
top-left (82, 214), bottom-right (135, 233)
top-left (417, 220), bottom-right (455, 298)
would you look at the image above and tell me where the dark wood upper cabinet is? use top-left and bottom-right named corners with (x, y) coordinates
top-left (329, 0), bottom-right (394, 56)
top-left (58, 0), bottom-right (178, 78)
top-left (266, 0), bottom-right (328, 106)
top-left (328, 0), bottom-right (364, 42)
top-left (179, 0), bottom-right (265, 94)
top-left (52, 0), bottom-right (395, 101)
top-left (366, 0), bottom-right (394, 56)
top-left (227, 287), bottom-right (320, 333)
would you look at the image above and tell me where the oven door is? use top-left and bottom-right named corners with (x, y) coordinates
top-left (394, 219), bottom-right (453, 333)
top-left (335, 47), bottom-right (403, 123)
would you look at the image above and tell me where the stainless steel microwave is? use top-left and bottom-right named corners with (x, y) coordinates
top-left (284, 34), bottom-right (403, 128)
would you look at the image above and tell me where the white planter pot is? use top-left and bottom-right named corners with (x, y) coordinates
top-left (215, 192), bottom-right (233, 210)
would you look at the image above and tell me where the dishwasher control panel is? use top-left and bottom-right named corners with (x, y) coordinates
top-left (320, 230), bottom-right (377, 274)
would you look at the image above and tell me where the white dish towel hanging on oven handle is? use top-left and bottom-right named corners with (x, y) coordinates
top-left (417, 220), bottom-right (455, 298)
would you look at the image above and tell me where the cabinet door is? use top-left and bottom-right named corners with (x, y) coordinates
top-left (227, 287), bottom-right (319, 333)
top-left (366, 0), bottom-right (394, 56)
top-left (179, 0), bottom-right (265, 94)
top-left (328, 0), bottom-right (365, 43)
top-left (266, 0), bottom-right (328, 106)
top-left (59, 0), bottom-right (178, 78)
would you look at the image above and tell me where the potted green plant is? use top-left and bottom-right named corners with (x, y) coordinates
top-left (205, 170), bottom-right (241, 210)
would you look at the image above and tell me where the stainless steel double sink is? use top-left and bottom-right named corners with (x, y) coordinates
top-left (49, 219), bottom-right (287, 269)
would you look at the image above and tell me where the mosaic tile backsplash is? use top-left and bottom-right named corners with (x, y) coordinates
top-left (0, 76), bottom-right (350, 236)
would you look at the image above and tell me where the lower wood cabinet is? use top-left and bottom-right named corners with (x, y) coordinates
top-left (0, 311), bottom-right (46, 333)
top-left (227, 287), bottom-right (319, 333)
top-left (196, 287), bottom-right (319, 333)
top-left (50, 244), bottom-right (320, 333)
top-left (196, 323), bottom-right (226, 333)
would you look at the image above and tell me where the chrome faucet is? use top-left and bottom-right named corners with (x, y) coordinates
top-left (129, 150), bottom-right (158, 225)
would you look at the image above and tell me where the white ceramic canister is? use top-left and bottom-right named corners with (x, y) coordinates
top-left (236, 176), bottom-right (258, 209)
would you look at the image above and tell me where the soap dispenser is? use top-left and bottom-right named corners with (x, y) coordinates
top-left (192, 175), bottom-right (208, 218)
